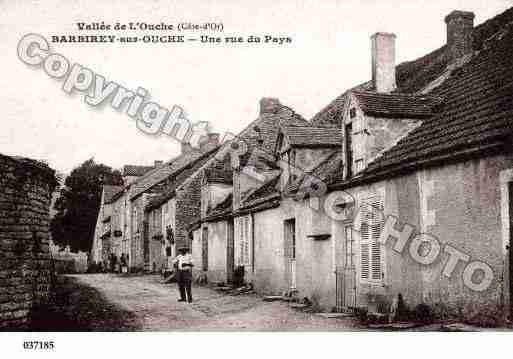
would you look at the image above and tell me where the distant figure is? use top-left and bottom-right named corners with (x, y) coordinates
top-left (172, 247), bottom-right (194, 303)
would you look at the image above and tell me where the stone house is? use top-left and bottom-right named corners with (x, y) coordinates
top-left (144, 140), bottom-right (220, 273)
top-left (300, 8), bottom-right (513, 321)
top-left (91, 164), bottom-right (154, 267)
top-left (190, 98), bottom-right (312, 284)
top-left (125, 137), bottom-right (220, 272)
top-left (191, 8), bottom-right (513, 323)
top-left (91, 185), bottom-right (122, 265)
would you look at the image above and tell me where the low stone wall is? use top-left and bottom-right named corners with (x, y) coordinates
top-left (0, 154), bottom-right (57, 329)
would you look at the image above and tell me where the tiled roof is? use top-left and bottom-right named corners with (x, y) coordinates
top-left (122, 165), bottom-right (154, 177)
top-left (145, 147), bottom-right (220, 210)
top-left (281, 126), bottom-right (343, 148)
top-left (353, 91), bottom-right (442, 119)
top-left (363, 20), bottom-right (513, 177)
top-left (241, 174), bottom-right (280, 208)
top-left (285, 151), bottom-right (343, 195)
top-left (129, 149), bottom-right (204, 201)
top-left (236, 102), bottom-right (310, 169)
top-left (205, 193), bottom-right (233, 221)
top-left (103, 185), bottom-right (123, 203)
top-left (311, 7), bottom-right (513, 127)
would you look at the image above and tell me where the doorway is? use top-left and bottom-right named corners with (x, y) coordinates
top-left (336, 224), bottom-right (356, 312)
top-left (227, 219), bottom-right (235, 284)
top-left (284, 219), bottom-right (296, 290)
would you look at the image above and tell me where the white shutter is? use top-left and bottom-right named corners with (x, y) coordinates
top-left (359, 195), bottom-right (384, 282)
top-left (238, 216), bottom-right (251, 266)
top-left (239, 219), bottom-right (244, 265)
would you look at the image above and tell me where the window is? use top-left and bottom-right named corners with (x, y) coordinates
top-left (350, 108), bottom-right (356, 119)
top-left (345, 123), bottom-right (353, 178)
top-left (359, 195), bottom-right (384, 282)
top-left (284, 219), bottom-right (296, 259)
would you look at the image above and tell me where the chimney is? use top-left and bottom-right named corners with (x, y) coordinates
top-left (154, 160), bottom-right (163, 167)
top-left (371, 32), bottom-right (397, 93)
top-left (259, 97), bottom-right (281, 115)
top-left (181, 142), bottom-right (193, 154)
top-left (199, 133), bottom-right (220, 153)
top-left (445, 10), bottom-right (475, 62)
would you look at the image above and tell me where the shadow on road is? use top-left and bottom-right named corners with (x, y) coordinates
top-left (30, 275), bottom-right (141, 331)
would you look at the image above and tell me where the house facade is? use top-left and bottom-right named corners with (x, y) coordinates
top-left (92, 164), bottom-right (156, 268)
top-left (190, 8), bottom-right (513, 323)
top-left (142, 137), bottom-right (221, 272)
top-left (90, 7), bottom-right (513, 323)
top-left (91, 185), bottom-right (122, 265)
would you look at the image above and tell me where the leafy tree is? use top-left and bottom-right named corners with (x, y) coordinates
top-left (50, 158), bottom-right (123, 252)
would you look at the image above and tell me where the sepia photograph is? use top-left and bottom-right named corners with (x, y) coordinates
top-left (1, 0), bottom-right (513, 357)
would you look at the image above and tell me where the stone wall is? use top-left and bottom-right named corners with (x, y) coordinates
top-left (0, 153), bottom-right (57, 329)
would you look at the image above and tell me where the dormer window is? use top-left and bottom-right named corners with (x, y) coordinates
top-left (345, 123), bottom-right (353, 178)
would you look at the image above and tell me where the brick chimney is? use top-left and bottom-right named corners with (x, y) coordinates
top-left (154, 160), bottom-right (163, 167)
top-left (445, 10), bottom-right (475, 62)
top-left (371, 32), bottom-right (397, 93)
top-left (199, 133), bottom-right (220, 153)
top-left (260, 97), bottom-right (281, 115)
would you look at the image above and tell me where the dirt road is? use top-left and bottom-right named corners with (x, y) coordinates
top-left (36, 273), bottom-right (362, 331)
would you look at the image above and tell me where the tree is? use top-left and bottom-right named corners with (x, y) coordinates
top-left (50, 158), bottom-right (123, 252)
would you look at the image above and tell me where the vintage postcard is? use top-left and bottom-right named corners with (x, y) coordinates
top-left (1, 0), bottom-right (513, 357)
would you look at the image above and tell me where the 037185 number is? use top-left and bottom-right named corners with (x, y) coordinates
top-left (23, 341), bottom-right (55, 350)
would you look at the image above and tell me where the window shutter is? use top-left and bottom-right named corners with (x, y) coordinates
top-left (239, 219), bottom-right (244, 265)
top-left (360, 195), bottom-right (384, 282)
top-left (360, 222), bottom-right (370, 280)
top-left (244, 217), bottom-right (249, 265)
top-left (238, 216), bottom-right (251, 266)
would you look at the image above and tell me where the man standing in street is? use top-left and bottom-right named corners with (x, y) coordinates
top-left (172, 247), bottom-right (194, 302)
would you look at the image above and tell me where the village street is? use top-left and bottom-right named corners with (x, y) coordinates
top-left (41, 274), bottom-right (366, 331)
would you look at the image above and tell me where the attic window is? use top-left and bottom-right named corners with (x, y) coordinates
top-left (350, 108), bottom-right (356, 119)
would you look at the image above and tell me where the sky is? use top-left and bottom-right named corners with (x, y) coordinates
top-left (0, 0), bottom-right (511, 174)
